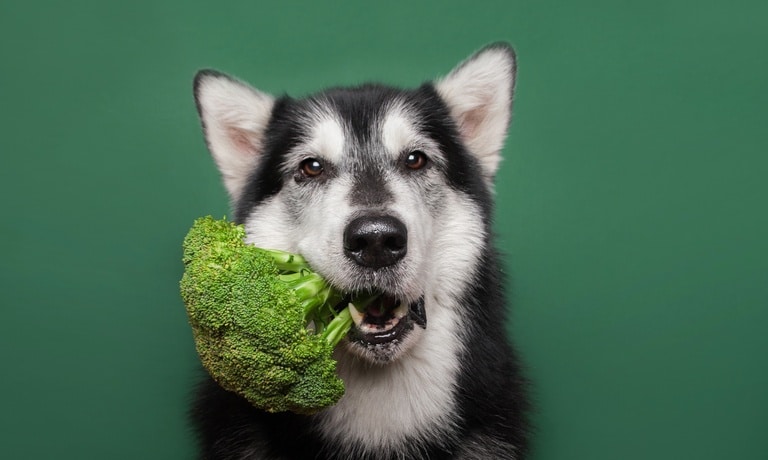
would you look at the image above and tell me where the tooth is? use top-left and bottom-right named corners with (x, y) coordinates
top-left (393, 301), bottom-right (408, 318)
top-left (348, 302), bottom-right (365, 326)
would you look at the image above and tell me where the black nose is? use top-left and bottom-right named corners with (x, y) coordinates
top-left (343, 215), bottom-right (407, 269)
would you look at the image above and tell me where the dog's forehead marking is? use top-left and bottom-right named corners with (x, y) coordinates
top-left (305, 116), bottom-right (346, 162)
top-left (380, 101), bottom-right (445, 170)
top-left (381, 103), bottom-right (418, 157)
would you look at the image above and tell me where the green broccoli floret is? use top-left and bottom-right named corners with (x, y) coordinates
top-left (180, 216), bottom-right (374, 414)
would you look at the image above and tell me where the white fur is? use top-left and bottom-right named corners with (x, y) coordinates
top-left (195, 73), bottom-right (275, 202)
top-left (308, 118), bottom-right (346, 164)
top-left (381, 109), bottom-right (419, 158)
top-left (318, 307), bottom-right (460, 455)
top-left (436, 45), bottom-right (516, 183)
top-left (294, 177), bottom-right (356, 280)
top-left (242, 196), bottom-right (295, 251)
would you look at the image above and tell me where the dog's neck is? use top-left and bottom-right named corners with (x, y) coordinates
top-left (314, 296), bottom-right (464, 456)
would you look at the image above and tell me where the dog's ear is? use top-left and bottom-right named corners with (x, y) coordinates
top-left (193, 70), bottom-right (275, 201)
top-left (435, 43), bottom-right (516, 182)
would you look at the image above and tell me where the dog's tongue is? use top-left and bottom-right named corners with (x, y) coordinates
top-left (366, 304), bottom-right (386, 318)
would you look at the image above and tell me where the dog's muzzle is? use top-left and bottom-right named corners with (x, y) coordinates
top-left (341, 214), bottom-right (425, 362)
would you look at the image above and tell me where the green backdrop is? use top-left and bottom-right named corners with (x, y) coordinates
top-left (2, 1), bottom-right (766, 459)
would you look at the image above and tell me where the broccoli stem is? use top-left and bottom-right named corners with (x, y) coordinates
top-left (262, 248), bottom-right (310, 272)
top-left (321, 291), bottom-right (379, 347)
top-left (265, 248), bottom-right (381, 347)
top-left (280, 273), bottom-right (330, 306)
top-left (322, 307), bottom-right (352, 346)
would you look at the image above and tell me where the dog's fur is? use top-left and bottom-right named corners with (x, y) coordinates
top-left (191, 43), bottom-right (529, 460)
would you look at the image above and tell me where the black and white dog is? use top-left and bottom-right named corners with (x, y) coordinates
top-left (191, 43), bottom-right (529, 460)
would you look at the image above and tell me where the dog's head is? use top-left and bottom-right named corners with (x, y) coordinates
top-left (193, 44), bottom-right (515, 364)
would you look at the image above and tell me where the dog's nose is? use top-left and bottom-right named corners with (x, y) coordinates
top-left (343, 215), bottom-right (407, 269)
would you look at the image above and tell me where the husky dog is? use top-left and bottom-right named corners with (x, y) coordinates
top-left (191, 43), bottom-right (529, 460)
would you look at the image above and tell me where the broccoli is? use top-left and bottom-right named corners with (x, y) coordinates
top-left (180, 216), bottom-right (374, 414)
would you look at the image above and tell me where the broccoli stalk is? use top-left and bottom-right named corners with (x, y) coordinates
top-left (180, 216), bottom-right (374, 414)
top-left (266, 252), bottom-right (377, 347)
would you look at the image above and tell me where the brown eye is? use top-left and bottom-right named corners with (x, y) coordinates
top-left (299, 158), bottom-right (324, 177)
top-left (404, 150), bottom-right (428, 170)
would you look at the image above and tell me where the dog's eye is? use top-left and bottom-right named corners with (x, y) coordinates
top-left (404, 151), bottom-right (428, 170)
top-left (299, 158), bottom-right (324, 177)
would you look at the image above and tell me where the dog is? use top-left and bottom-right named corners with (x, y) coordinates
top-left (190, 42), bottom-right (529, 460)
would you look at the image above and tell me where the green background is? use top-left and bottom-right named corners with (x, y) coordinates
top-left (1, 1), bottom-right (766, 459)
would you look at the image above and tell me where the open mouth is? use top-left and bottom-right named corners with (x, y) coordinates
top-left (345, 294), bottom-right (426, 347)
